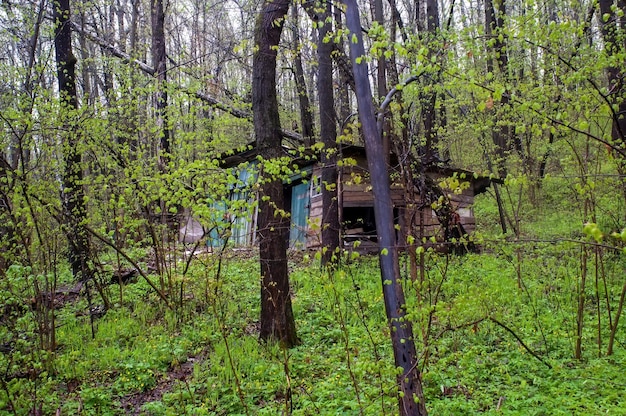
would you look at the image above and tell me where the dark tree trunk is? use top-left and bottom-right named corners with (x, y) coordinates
top-left (420, 0), bottom-right (440, 162)
top-left (53, 0), bottom-right (93, 283)
top-left (415, 0), bottom-right (426, 32)
top-left (485, 0), bottom-right (508, 163)
top-left (372, 0), bottom-right (391, 159)
top-left (484, 0), bottom-right (509, 234)
top-left (151, 0), bottom-right (170, 162)
top-left (253, 0), bottom-right (298, 347)
top-left (485, 0), bottom-right (519, 176)
top-left (343, 1), bottom-right (427, 414)
top-left (373, 0), bottom-right (387, 101)
top-left (291, 5), bottom-right (315, 146)
top-left (150, 0), bottom-right (177, 262)
top-left (0, 159), bottom-right (16, 274)
top-left (333, 7), bottom-right (351, 123)
top-left (599, 0), bottom-right (626, 154)
top-left (599, 0), bottom-right (626, 239)
top-left (303, 6), bottom-right (356, 94)
top-left (130, 0), bottom-right (139, 53)
top-left (318, 0), bottom-right (340, 265)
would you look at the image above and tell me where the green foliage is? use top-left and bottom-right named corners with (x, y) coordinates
top-left (76, 386), bottom-right (120, 416)
top-left (1, 228), bottom-right (626, 414)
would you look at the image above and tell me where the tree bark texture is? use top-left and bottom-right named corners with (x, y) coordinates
top-left (151, 0), bottom-right (170, 160)
top-left (373, 0), bottom-right (391, 160)
top-left (253, 0), bottom-right (298, 347)
top-left (0, 160), bottom-right (16, 274)
top-left (333, 7), bottom-right (352, 123)
top-left (484, 0), bottom-right (510, 234)
top-left (374, 0), bottom-right (387, 101)
top-left (303, 5), bottom-right (356, 93)
top-left (599, 0), bottom-right (626, 154)
top-left (418, 0), bottom-right (440, 163)
top-left (485, 0), bottom-right (519, 177)
top-left (53, 0), bottom-right (92, 282)
top-left (343, 1), bottom-right (427, 414)
top-left (318, 1), bottom-right (340, 265)
top-left (291, 5), bottom-right (315, 146)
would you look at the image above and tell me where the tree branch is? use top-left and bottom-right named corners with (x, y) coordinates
top-left (490, 317), bottom-right (552, 369)
top-left (70, 22), bottom-right (303, 143)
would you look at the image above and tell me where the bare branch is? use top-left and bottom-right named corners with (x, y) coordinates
top-left (71, 22), bottom-right (304, 143)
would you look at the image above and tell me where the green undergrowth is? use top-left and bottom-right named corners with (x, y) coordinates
top-left (2, 243), bottom-right (626, 415)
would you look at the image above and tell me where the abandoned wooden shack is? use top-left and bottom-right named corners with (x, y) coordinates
top-left (305, 145), bottom-right (492, 252)
top-left (187, 144), bottom-right (493, 251)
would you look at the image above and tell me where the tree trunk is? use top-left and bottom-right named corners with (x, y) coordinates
top-left (599, 0), bottom-right (626, 157)
top-left (291, 5), bottom-right (315, 146)
top-left (253, 0), bottom-right (298, 347)
top-left (485, 0), bottom-right (515, 177)
top-left (372, 0), bottom-right (391, 160)
top-left (373, 0), bottom-right (387, 101)
top-left (484, 0), bottom-right (509, 234)
top-left (343, 1), bottom-right (427, 414)
top-left (303, 6), bottom-right (356, 94)
top-left (151, 0), bottom-right (170, 163)
top-left (0, 159), bottom-right (16, 274)
top-left (420, 0), bottom-right (440, 162)
top-left (318, 0), bottom-right (340, 265)
top-left (333, 7), bottom-right (352, 123)
top-left (53, 0), bottom-right (93, 283)
top-left (150, 0), bottom-right (176, 276)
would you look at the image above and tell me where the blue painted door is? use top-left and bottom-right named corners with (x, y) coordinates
top-left (289, 182), bottom-right (310, 248)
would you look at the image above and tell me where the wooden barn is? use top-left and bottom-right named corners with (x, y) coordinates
top-left (200, 144), bottom-right (492, 251)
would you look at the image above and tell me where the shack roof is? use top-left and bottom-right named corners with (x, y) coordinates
top-left (218, 142), bottom-right (317, 169)
top-left (218, 143), bottom-right (495, 195)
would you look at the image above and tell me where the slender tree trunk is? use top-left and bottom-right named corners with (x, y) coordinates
top-left (373, 0), bottom-right (387, 100)
top-left (415, 0), bottom-right (426, 32)
top-left (0, 159), bottom-right (15, 274)
top-left (291, 5), bottom-right (315, 146)
top-left (150, 0), bottom-right (175, 274)
top-left (303, 6), bottom-right (356, 94)
top-left (151, 0), bottom-right (170, 164)
top-left (53, 0), bottom-right (93, 283)
top-left (318, 1), bottom-right (340, 265)
top-left (333, 8), bottom-right (351, 123)
top-left (599, 0), bottom-right (626, 158)
top-left (343, 1), bottom-right (427, 414)
top-left (253, 0), bottom-right (298, 347)
top-left (78, 11), bottom-right (95, 107)
top-left (372, 0), bottom-right (392, 159)
top-left (484, 0), bottom-right (509, 234)
top-left (485, 0), bottom-right (515, 177)
top-left (421, 0), bottom-right (440, 162)
top-left (130, 0), bottom-right (139, 54)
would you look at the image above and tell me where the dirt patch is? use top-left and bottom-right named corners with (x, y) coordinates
top-left (118, 355), bottom-right (201, 415)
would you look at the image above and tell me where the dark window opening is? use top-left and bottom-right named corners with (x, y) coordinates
top-left (343, 206), bottom-right (377, 242)
top-left (342, 206), bottom-right (401, 246)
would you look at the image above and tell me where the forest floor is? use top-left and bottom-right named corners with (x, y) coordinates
top-left (3, 233), bottom-right (626, 414)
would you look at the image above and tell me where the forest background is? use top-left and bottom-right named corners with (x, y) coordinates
top-left (1, 0), bottom-right (626, 414)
